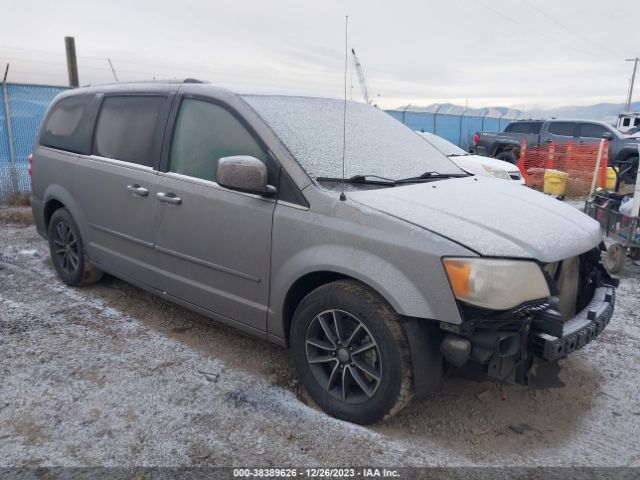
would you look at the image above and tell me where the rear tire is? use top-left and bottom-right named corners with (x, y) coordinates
top-left (496, 151), bottom-right (518, 164)
top-left (290, 280), bottom-right (413, 424)
top-left (48, 208), bottom-right (103, 286)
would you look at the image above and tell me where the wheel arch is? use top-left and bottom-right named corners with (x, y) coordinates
top-left (282, 271), bottom-right (363, 346)
top-left (615, 148), bottom-right (640, 162)
top-left (272, 253), bottom-right (454, 346)
top-left (43, 198), bottom-right (65, 231)
top-left (42, 184), bottom-right (89, 241)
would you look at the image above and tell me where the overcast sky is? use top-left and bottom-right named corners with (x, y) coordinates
top-left (1, 0), bottom-right (638, 109)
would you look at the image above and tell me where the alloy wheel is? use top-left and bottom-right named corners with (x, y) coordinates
top-left (305, 309), bottom-right (382, 404)
top-left (52, 220), bottom-right (79, 274)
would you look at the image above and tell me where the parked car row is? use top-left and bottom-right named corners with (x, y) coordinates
top-left (31, 81), bottom-right (617, 424)
top-left (472, 119), bottom-right (639, 184)
top-left (418, 132), bottom-right (524, 185)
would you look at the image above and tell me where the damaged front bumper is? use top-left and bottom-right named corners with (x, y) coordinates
top-left (438, 249), bottom-right (618, 385)
top-left (531, 285), bottom-right (615, 361)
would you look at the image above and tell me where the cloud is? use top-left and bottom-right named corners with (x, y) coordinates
top-left (0, 0), bottom-right (637, 109)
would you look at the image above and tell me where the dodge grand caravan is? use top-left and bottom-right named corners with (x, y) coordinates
top-left (30, 80), bottom-right (617, 424)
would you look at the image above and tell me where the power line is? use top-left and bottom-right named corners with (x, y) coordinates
top-left (519, 0), bottom-right (618, 56)
top-left (472, 0), bottom-right (606, 60)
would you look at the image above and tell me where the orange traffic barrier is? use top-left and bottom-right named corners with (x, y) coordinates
top-left (517, 140), bottom-right (609, 197)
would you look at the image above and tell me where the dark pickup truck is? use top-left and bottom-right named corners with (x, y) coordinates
top-left (472, 119), bottom-right (639, 183)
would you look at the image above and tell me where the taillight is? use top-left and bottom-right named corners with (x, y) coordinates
top-left (473, 133), bottom-right (480, 145)
top-left (28, 154), bottom-right (33, 179)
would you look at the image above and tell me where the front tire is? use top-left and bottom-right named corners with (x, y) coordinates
top-left (620, 156), bottom-right (638, 185)
top-left (48, 208), bottom-right (103, 286)
top-left (290, 280), bottom-right (412, 424)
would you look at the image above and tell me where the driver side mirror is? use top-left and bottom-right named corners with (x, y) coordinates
top-left (602, 131), bottom-right (615, 140)
top-left (217, 156), bottom-right (277, 197)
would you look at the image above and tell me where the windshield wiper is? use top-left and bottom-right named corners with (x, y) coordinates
top-left (394, 171), bottom-right (469, 183)
top-left (316, 171), bottom-right (468, 186)
top-left (316, 175), bottom-right (396, 185)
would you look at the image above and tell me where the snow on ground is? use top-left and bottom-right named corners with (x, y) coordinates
top-left (1, 214), bottom-right (639, 467)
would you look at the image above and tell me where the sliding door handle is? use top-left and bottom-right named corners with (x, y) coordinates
top-left (126, 184), bottom-right (149, 197)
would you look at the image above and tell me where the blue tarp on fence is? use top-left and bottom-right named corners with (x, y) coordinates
top-left (385, 107), bottom-right (516, 152)
top-left (1, 83), bottom-right (67, 199)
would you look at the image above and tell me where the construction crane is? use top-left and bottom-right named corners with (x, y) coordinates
top-left (351, 48), bottom-right (371, 105)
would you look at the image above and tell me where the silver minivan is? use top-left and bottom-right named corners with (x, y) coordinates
top-left (30, 80), bottom-right (617, 424)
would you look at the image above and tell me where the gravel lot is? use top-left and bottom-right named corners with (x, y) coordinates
top-left (1, 208), bottom-right (639, 467)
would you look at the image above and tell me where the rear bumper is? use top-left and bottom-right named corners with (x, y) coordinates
top-left (531, 286), bottom-right (615, 361)
top-left (30, 195), bottom-right (47, 239)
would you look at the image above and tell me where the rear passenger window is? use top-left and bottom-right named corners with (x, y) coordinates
top-left (580, 123), bottom-right (608, 138)
top-left (94, 96), bottom-right (165, 166)
top-left (169, 99), bottom-right (266, 182)
top-left (40, 95), bottom-right (95, 154)
top-left (548, 122), bottom-right (575, 137)
top-left (506, 122), bottom-right (542, 134)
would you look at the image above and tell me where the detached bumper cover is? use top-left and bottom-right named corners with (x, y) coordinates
top-left (531, 285), bottom-right (615, 361)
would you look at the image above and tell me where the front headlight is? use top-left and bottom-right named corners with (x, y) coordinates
top-left (443, 258), bottom-right (550, 310)
top-left (482, 164), bottom-right (511, 180)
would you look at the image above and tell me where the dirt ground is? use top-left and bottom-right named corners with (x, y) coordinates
top-left (1, 208), bottom-right (639, 467)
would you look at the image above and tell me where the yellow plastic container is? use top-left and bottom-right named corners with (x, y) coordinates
top-left (543, 169), bottom-right (569, 196)
top-left (599, 167), bottom-right (617, 191)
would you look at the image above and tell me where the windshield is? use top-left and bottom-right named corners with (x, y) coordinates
top-left (242, 95), bottom-right (463, 181)
top-left (417, 132), bottom-right (467, 156)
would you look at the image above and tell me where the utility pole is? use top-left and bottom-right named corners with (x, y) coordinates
top-left (2, 63), bottom-right (19, 194)
top-left (65, 36), bottom-right (79, 87)
top-left (625, 57), bottom-right (639, 111)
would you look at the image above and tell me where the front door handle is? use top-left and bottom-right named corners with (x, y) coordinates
top-left (126, 184), bottom-right (149, 197)
top-left (156, 192), bottom-right (182, 205)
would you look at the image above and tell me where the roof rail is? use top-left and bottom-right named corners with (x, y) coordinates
top-left (83, 78), bottom-right (210, 87)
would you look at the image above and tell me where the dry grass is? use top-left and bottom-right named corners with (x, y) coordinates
top-left (2, 192), bottom-right (32, 207)
top-left (0, 207), bottom-right (33, 225)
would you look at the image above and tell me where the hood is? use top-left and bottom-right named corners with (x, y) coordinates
top-left (455, 154), bottom-right (520, 174)
top-left (349, 176), bottom-right (601, 263)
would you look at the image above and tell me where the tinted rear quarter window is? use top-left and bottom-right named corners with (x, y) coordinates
top-left (94, 96), bottom-right (165, 166)
top-left (505, 122), bottom-right (542, 134)
top-left (548, 122), bottom-right (576, 137)
top-left (40, 94), bottom-right (95, 154)
top-left (579, 123), bottom-right (608, 138)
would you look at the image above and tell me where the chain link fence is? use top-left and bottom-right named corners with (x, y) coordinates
top-left (1, 83), bottom-right (68, 201)
top-left (385, 104), bottom-right (521, 151)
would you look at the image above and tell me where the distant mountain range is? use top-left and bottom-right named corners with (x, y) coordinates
top-left (391, 101), bottom-right (640, 125)
top-left (522, 102), bottom-right (640, 125)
